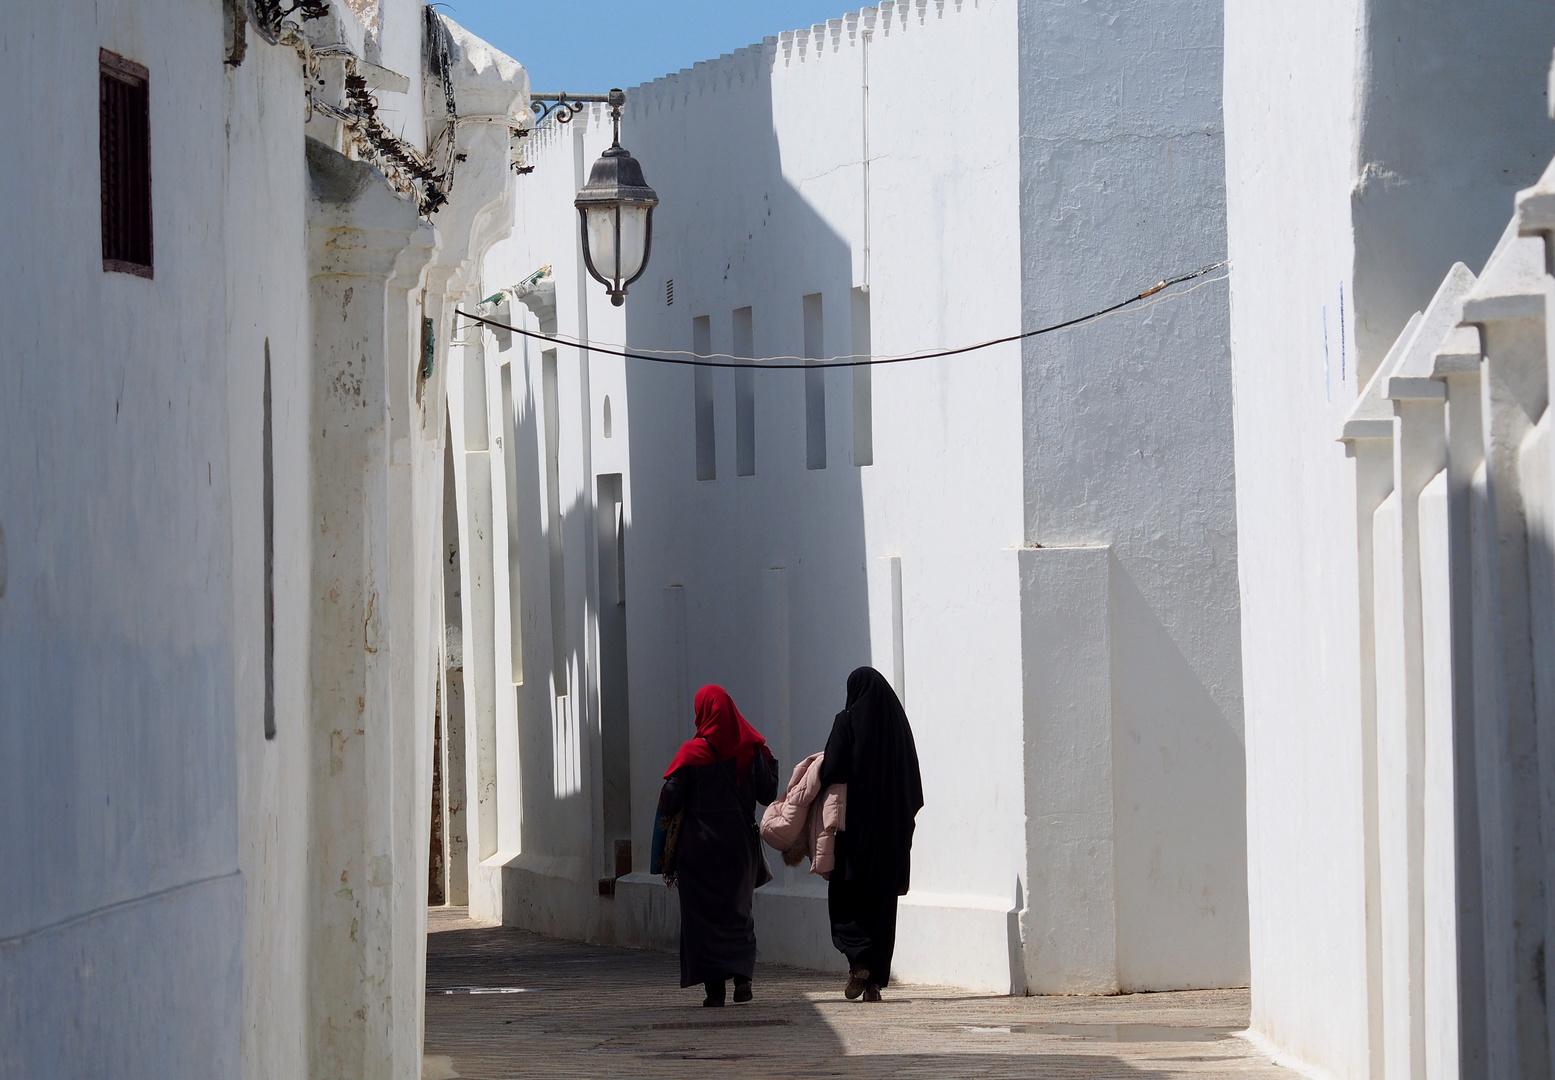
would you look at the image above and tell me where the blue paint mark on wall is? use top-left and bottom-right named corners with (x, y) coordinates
top-left (1323, 306), bottom-right (1331, 403)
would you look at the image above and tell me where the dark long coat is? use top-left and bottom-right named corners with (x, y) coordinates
top-left (818, 667), bottom-right (923, 987)
top-left (660, 751), bottom-right (777, 987)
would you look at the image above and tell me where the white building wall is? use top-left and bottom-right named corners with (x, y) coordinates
top-left (619, 1), bottom-right (1029, 991)
top-left (476, 0), bottom-right (1245, 997)
top-left (472, 0), bottom-right (1029, 991)
top-left (0, 1), bottom-right (526, 1075)
top-left (1223, 1), bottom-right (1555, 1077)
top-left (224, 25), bottom-right (314, 1080)
top-left (1223, 2), bottom-right (1372, 1071)
top-left (1016, 0), bottom-right (1246, 993)
top-left (0, 3), bottom-right (246, 1074)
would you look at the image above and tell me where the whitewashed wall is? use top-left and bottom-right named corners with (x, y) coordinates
top-left (472, 0), bottom-right (1245, 996)
top-left (0, 3), bottom-right (248, 1074)
top-left (1016, 0), bottom-right (1245, 993)
top-left (1223, 1), bottom-right (1555, 1077)
top-left (1330, 172), bottom-right (1555, 1080)
top-left (616, 0), bottom-right (1029, 993)
top-left (0, 2), bottom-right (526, 1076)
top-left (225, 17), bottom-right (315, 1079)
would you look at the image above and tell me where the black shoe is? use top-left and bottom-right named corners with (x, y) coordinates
top-left (703, 979), bottom-right (726, 1007)
top-left (844, 967), bottom-right (870, 1000)
top-left (863, 982), bottom-right (882, 1002)
top-left (733, 977), bottom-right (752, 1004)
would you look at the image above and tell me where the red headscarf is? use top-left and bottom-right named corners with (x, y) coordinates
top-left (664, 685), bottom-right (768, 779)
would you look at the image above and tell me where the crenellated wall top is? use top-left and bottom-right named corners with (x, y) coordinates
top-left (517, 0), bottom-right (989, 135)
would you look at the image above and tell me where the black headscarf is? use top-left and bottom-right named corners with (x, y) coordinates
top-left (819, 667), bottom-right (924, 895)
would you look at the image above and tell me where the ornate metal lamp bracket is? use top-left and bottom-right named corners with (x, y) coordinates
top-left (530, 92), bottom-right (610, 126)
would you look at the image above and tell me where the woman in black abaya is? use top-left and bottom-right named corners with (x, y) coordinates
top-left (658, 685), bottom-right (778, 1006)
top-left (819, 666), bottom-right (924, 1001)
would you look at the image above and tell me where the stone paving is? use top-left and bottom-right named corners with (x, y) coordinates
top-left (423, 907), bottom-right (1301, 1080)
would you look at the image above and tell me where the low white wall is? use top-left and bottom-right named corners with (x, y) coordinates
top-left (1019, 546), bottom-right (1120, 995)
top-left (616, 873), bottom-right (1020, 994)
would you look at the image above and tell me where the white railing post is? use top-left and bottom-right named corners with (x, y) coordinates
top-left (1460, 233), bottom-right (1550, 1080)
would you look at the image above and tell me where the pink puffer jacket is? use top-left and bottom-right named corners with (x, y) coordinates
top-left (759, 752), bottom-right (847, 878)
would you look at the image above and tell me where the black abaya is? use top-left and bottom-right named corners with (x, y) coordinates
top-left (828, 834), bottom-right (902, 986)
top-left (820, 667), bottom-right (923, 986)
top-left (659, 752), bottom-right (777, 988)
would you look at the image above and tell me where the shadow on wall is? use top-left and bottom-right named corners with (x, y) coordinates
top-left (619, 60), bottom-right (872, 808)
top-left (1017, 0), bottom-right (1248, 987)
top-left (1109, 561), bottom-right (1248, 989)
top-left (505, 351), bottom-right (591, 861)
top-left (1351, 0), bottom-right (1555, 373)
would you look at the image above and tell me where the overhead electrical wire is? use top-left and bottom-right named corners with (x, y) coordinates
top-left (453, 261), bottom-right (1228, 371)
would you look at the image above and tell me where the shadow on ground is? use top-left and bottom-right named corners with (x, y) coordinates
top-left (423, 910), bottom-right (1291, 1080)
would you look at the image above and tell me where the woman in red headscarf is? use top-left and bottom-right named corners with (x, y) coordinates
top-left (657, 685), bottom-right (778, 1006)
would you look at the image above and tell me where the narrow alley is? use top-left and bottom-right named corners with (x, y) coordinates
top-left (422, 909), bottom-right (1299, 1080)
top-left (13, 0), bottom-right (1555, 1076)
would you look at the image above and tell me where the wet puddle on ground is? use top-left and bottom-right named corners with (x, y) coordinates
top-left (955, 1024), bottom-right (1234, 1042)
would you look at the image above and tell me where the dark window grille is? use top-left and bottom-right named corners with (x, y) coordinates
top-left (100, 50), bottom-right (152, 277)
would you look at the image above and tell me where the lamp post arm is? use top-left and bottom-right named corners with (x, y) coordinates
top-left (530, 91), bottom-right (610, 126)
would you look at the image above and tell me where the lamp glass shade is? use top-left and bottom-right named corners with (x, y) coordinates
top-left (584, 204), bottom-right (650, 283)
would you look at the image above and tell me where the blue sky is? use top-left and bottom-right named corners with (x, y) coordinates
top-left (434, 1), bottom-right (858, 94)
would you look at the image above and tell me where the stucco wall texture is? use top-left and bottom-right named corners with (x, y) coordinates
top-left (1018, 0), bottom-right (1244, 992)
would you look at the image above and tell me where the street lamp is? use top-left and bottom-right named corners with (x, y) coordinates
top-left (575, 89), bottom-right (658, 306)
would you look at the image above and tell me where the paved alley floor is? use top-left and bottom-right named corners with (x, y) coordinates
top-left (423, 907), bottom-right (1301, 1080)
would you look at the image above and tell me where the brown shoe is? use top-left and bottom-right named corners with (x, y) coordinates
top-left (844, 967), bottom-right (871, 1000)
top-left (863, 983), bottom-right (882, 1003)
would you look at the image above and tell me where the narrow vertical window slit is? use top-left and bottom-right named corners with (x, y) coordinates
top-left (263, 340), bottom-right (276, 739)
top-left (804, 293), bottom-right (827, 470)
top-left (693, 316), bottom-right (716, 480)
top-left (734, 307), bottom-right (756, 476)
top-left (542, 351), bottom-right (568, 693)
top-left (851, 288), bottom-right (873, 466)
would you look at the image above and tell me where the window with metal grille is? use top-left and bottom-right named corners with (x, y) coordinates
top-left (100, 50), bottom-right (152, 277)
